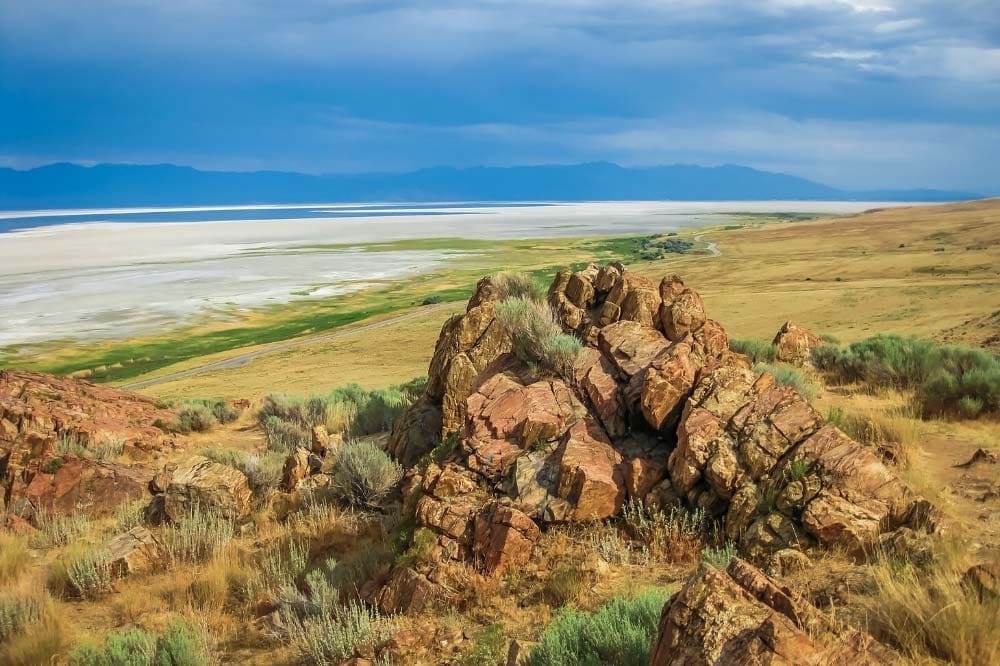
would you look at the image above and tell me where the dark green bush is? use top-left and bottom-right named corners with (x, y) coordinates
top-left (729, 338), bottom-right (778, 363)
top-left (813, 335), bottom-right (1000, 418)
top-left (526, 588), bottom-right (670, 666)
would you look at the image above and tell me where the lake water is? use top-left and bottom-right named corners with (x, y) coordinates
top-left (0, 201), bottom-right (911, 347)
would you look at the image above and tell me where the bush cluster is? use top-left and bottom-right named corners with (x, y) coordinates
top-left (729, 338), bottom-right (778, 364)
top-left (494, 296), bottom-right (581, 377)
top-left (68, 619), bottom-right (211, 666)
top-left (526, 588), bottom-right (670, 666)
top-left (259, 378), bottom-right (423, 443)
top-left (812, 335), bottom-right (999, 418)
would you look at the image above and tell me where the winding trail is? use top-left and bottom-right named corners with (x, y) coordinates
top-left (120, 302), bottom-right (455, 391)
top-left (695, 233), bottom-right (722, 257)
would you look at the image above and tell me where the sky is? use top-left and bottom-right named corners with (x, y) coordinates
top-left (1, 1), bottom-right (998, 192)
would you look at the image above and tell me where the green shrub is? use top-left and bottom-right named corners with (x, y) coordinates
top-left (245, 539), bottom-right (310, 602)
top-left (175, 404), bottom-right (217, 433)
top-left (259, 379), bottom-right (420, 441)
top-left (0, 593), bottom-right (44, 642)
top-left (396, 527), bottom-right (437, 569)
top-left (813, 335), bottom-right (1000, 418)
top-left (495, 296), bottom-right (581, 377)
top-left (161, 505), bottom-right (235, 564)
top-left (526, 588), bottom-right (670, 666)
top-left (68, 619), bottom-right (211, 666)
top-left (47, 546), bottom-right (113, 599)
top-left (753, 362), bottom-right (817, 399)
top-left (329, 441), bottom-right (403, 508)
top-left (57, 432), bottom-right (89, 457)
top-left (114, 499), bottom-right (147, 533)
top-left (729, 338), bottom-right (778, 363)
top-left (958, 395), bottom-right (985, 419)
top-left (263, 415), bottom-right (311, 453)
top-left (200, 447), bottom-right (284, 490)
top-left (284, 599), bottom-right (395, 666)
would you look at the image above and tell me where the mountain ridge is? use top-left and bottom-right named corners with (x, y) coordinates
top-left (0, 161), bottom-right (981, 208)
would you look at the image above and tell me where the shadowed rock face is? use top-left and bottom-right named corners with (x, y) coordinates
top-left (650, 558), bottom-right (896, 665)
top-left (381, 263), bottom-right (934, 610)
top-left (0, 369), bottom-right (182, 520)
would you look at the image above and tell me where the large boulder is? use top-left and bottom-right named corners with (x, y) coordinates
top-left (772, 321), bottom-right (824, 365)
top-left (597, 320), bottom-right (671, 378)
top-left (649, 558), bottom-right (895, 665)
top-left (555, 419), bottom-right (625, 521)
top-left (164, 456), bottom-right (252, 521)
top-left (463, 370), bottom-right (585, 480)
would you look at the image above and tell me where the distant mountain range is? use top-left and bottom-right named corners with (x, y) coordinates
top-left (0, 161), bottom-right (982, 208)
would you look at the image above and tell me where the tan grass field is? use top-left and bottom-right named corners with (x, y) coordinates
top-left (134, 199), bottom-right (1000, 403)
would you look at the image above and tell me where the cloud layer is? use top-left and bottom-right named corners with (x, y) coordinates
top-left (1, 1), bottom-right (997, 190)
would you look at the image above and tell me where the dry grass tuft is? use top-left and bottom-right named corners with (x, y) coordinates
top-left (861, 541), bottom-right (1000, 664)
top-left (0, 532), bottom-right (32, 582)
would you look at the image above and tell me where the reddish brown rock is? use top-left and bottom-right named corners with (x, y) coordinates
top-left (464, 372), bottom-right (584, 479)
top-left (556, 419), bottom-right (625, 520)
top-left (573, 347), bottom-right (626, 438)
top-left (281, 447), bottom-right (311, 492)
top-left (776, 424), bottom-right (924, 553)
top-left (640, 342), bottom-right (698, 433)
top-left (609, 272), bottom-right (661, 329)
top-left (773, 321), bottom-right (824, 365)
top-left (597, 320), bottom-right (671, 378)
top-left (0, 370), bottom-right (181, 517)
top-left (424, 277), bottom-right (514, 434)
top-left (660, 284), bottom-right (707, 341)
top-left (473, 503), bottom-right (540, 574)
top-left (649, 559), bottom-right (895, 665)
top-left (375, 566), bottom-right (444, 614)
top-left (388, 395), bottom-right (443, 467)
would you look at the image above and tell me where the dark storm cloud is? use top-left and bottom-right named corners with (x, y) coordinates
top-left (1, 1), bottom-right (997, 190)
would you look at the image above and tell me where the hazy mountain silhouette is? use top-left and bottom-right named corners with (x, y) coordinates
top-left (0, 161), bottom-right (980, 209)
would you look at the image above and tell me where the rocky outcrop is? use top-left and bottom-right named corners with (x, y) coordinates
top-left (772, 321), bottom-right (824, 365)
top-left (390, 263), bottom-right (934, 588)
top-left (0, 370), bottom-right (180, 520)
top-left (650, 558), bottom-right (895, 665)
top-left (164, 456), bottom-right (252, 521)
top-left (426, 277), bottom-right (514, 435)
